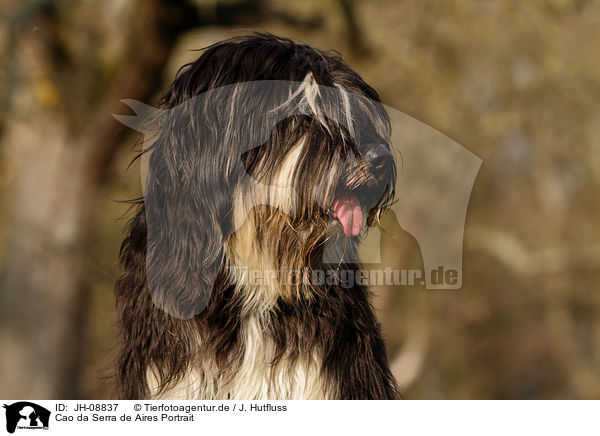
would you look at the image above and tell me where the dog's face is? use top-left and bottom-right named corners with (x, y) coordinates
top-left (140, 35), bottom-right (397, 317)
top-left (233, 123), bottom-right (396, 243)
top-left (225, 78), bottom-right (396, 302)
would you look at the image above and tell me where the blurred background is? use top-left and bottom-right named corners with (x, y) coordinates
top-left (1, 0), bottom-right (599, 399)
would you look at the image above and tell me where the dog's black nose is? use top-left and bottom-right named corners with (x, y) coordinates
top-left (364, 144), bottom-right (394, 174)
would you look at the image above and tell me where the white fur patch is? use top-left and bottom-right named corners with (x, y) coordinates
top-left (147, 315), bottom-right (329, 400)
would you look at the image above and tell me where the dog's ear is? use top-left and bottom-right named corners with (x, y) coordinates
top-left (137, 81), bottom-right (313, 319)
top-left (142, 103), bottom-right (236, 320)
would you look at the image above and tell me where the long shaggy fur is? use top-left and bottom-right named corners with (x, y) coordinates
top-left (115, 33), bottom-right (400, 400)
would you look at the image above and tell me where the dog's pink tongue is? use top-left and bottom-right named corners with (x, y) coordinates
top-left (333, 192), bottom-right (363, 237)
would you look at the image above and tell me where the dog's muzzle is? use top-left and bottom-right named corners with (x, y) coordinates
top-left (331, 143), bottom-right (395, 237)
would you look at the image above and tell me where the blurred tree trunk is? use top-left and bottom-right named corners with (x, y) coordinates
top-left (1, 120), bottom-right (96, 398)
top-left (337, 0), bottom-right (368, 55)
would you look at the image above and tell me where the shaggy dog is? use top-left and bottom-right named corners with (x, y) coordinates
top-left (115, 33), bottom-right (399, 399)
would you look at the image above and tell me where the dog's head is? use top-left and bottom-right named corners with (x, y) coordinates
top-left (140, 33), bottom-right (396, 317)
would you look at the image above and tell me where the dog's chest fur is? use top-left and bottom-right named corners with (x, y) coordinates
top-left (148, 314), bottom-right (329, 400)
